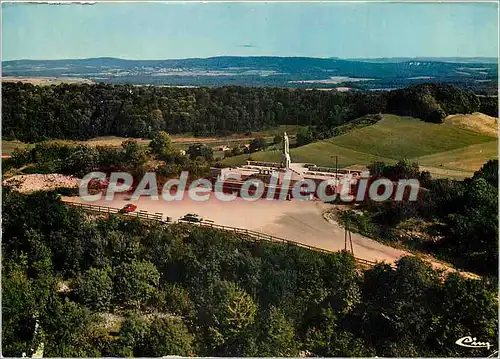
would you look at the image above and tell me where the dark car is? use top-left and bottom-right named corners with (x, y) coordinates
top-left (181, 213), bottom-right (203, 222)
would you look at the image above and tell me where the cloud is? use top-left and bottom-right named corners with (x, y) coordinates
top-left (27, 1), bottom-right (96, 4)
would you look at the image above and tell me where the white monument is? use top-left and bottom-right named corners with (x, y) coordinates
top-left (282, 132), bottom-right (291, 170)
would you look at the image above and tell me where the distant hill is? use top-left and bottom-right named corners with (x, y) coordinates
top-left (345, 57), bottom-right (498, 64)
top-left (3, 56), bottom-right (497, 94)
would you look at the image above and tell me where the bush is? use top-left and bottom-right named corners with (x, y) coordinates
top-left (330, 114), bottom-right (383, 137)
top-left (296, 128), bottom-right (314, 147)
top-left (339, 210), bottom-right (379, 239)
top-left (250, 137), bottom-right (267, 152)
top-left (150, 283), bottom-right (195, 318)
top-left (50, 187), bottom-right (80, 197)
top-left (273, 134), bottom-right (283, 145)
top-left (74, 266), bottom-right (114, 310)
top-left (21, 162), bottom-right (62, 174)
top-left (138, 316), bottom-right (194, 357)
top-left (187, 144), bottom-right (213, 162)
top-left (113, 260), bottom-right (160, 308)
top-left (472, 159), bottom-right (498, 187)
top-left (10, 147), bottom-right (33, 168)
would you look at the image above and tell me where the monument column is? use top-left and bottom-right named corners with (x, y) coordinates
top-left (281, 132), bottom-right (291, 170)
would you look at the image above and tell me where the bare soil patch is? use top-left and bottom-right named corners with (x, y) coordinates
top-left (3, 174), bottom-right (79, 193)
top-left (445, 112), bottom-right (498, 137)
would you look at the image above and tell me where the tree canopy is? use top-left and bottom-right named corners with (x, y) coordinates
top-left (341, 159), bottom-right (498, 277)
top-left (2, 188), bottom-right (498, 357)
top-left (2, 82), bottom-right (492, 143)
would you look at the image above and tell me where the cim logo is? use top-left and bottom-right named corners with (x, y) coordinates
top-left (455, 336), bottom-right (491, 350)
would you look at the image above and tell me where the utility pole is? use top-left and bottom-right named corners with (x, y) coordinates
top-left (331, 155), bottom-right (338, 174)
top-left (331, 155), bottom-right (339, 193)
top-left (344, 223), bottom-right (354, 254)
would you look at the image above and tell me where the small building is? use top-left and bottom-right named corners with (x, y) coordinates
top-left (214, 145), bottom-right (232, 152)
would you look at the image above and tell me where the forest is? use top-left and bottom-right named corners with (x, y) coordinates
top-left (339, 160), bottom-right (499, 277)
top-left (2, 82), bottom-right (496, 142)
top-left (2, 80), bottom-right (498, 358)
top-left (2, 188), bottom-right (498, 358)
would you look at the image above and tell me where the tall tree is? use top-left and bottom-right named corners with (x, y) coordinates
top-left (148, 131), bottom-right (173, 160)
top-left (113, 260), bottom-right (160, 308)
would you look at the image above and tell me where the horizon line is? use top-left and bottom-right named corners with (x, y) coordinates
top-left (4, 55), bottom-right (499, 62)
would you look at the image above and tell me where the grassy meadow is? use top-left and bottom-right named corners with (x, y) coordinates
top-left (221, 114), bottom-right (498, 179)
top-left (328, 114), bottom-right (496, 159)
top-left (1, 140), bottom-right (27, 156)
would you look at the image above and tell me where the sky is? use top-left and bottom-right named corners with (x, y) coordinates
top-left (2, 2), bottom-right (498, 60)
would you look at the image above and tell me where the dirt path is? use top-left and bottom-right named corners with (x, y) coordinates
top-left (256, 202), bottom-right (408, 264)
top-left (172, 136), bottom-right (271, 144)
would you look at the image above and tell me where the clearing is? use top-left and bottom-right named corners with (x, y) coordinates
top-left (62, 194), bottom-right (427, 264)
top-left (221, 142), bottom-right (395, 168)
top-left (3, 174), bottom-right (79, 193)
top-left (322, 114), bottom-right (495, 159)
top-left (416, 140), bottom-right (498, 177)
top-left (3, 114), bottom-right (496, 179)
top-left (1, 140), bottom-right (27, 156)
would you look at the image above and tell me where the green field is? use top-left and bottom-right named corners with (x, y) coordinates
top-left (1, 140), bottom-right (27, 156)
top-left (220, 142), bottom-right (396, 168)
top-left (220, 114), bottom-right (498, 178)
top-left (328, 114), bottom-right (495, 159)
top-left (416, 140), bottom-right (498, 172)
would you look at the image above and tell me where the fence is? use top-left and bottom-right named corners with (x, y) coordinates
top-left (194, 221), bottom-right (379, 268)
top-left (246, 161), bottom-right (281, 168)
top-left (64, 201), bottom-right (164, 222)
top-left (185, 220), bottom-right (330, 251)
top-left (63, 200), bottom-right (378, 268)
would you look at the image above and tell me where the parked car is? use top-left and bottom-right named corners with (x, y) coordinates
top-left (119, 204), bottom-right (137, 213)
top-left (181, 213), bottom-right (203, 222)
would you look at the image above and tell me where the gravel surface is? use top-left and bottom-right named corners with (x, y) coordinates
top-left (3, 174), bottom-right (79, 193)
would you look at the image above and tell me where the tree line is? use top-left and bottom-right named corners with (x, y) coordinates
top-left (339, 159), bottom-right (498, 277)
top-left (4, 132), bottom-right (212, 183)
top-left (2, 82), bottom-right (496, 143)
top-left (2, 189), bottom-right (498, 357)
